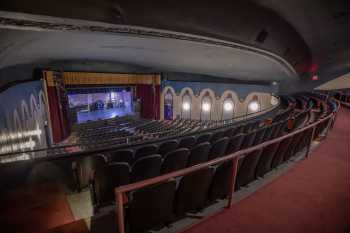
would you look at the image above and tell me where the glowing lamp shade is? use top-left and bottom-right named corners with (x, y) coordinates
top-left (182, 102), bottom-right (191, 111)
top-left (202, 102), bottom-right (211, 112)
top-left (223, 101), bottom-right (233, 111)
top-left (248, 101), bottom-right (260, 112)
top-left (270, 96), bottom-right (279, 106)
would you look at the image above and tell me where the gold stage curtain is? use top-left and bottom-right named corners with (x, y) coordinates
top-left (63, 72), bottom-right (161, 86)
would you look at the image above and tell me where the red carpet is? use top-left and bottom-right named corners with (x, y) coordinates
top-left (185, 107), bottom-right (350, 233)
top-left (45, 219), bottom-right (89, 233)
top-left (0, 183), bottom-right (75, 233)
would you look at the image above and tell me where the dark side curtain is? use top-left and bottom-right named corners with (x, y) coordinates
top-left (46, 85), bottom-right (63, 143)
top-left (44, 71), bottom-right (71, 143)
top-left (136, 84), bottom-right (160, 119)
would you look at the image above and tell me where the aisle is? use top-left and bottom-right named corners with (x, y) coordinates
top-left (0, 183), bottom-right (75, 233)
top-left (185, 107), bottom-right (350, 233)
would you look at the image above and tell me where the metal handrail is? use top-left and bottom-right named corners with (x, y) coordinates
top-left (114, 99), bottom-right (340, 233)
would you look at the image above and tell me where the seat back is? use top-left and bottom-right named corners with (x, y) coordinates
top-left (161, 148), bottom-right (190, 174)
top-left (255, 142), bottom-right (280, 177)
top-left (284, 131), bottom-right (305, 160)
top-left (210, 130), bottom-right (225, 143)
top-left (128, 180), bottom-right (176, 233)
top-left (234, 125), bottom-right (245, 135)
top-left (262, 125), bottom-right (274, 142)
top-left (240, 131), bottom-right (257, 149)
top-left (208, 137), bottom-right (229, 160)
top-left (93, 162), bottom-right (130, 206)
top-left (235, 149), bottom-right (262, 189)
top-left (188, 142), bottom-right (211, 167)
top-left (209, 161), bottom-right (233, 201)
top-left (271, 122), bottom-right (284, 139)
top-left (134, 144), bottom-right (159, 161)
top-left (296, 128), bottom-right (313, 153)
top-left (243, 123), bottom-right (252, 133)
top-left (223, 127), bottom-right (235, 138)
top-left (75, 154), bottom-right (107, 190)
top-left (178, 136), bottom-right (197, 149)
top-left (196, 133), bottom-right (212, 144)
top-left (131, 155), bottom-right (162, 182)
top-left (175, 167), bottom-right (214, 217)
top-left (225, 134), bottom-right (245, 155)
top-left (108, 149), bottom-right (134, 165)
top-left (270, 136), bottom-right (294, 169)
top-left (252, 127), bottom-right (266, 146)
top-left (158, 140), bottom-right (179, 157)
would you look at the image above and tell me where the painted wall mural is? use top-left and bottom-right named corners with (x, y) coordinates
top-left (160, 81), bottom-right (277, 121)
top-left (0, 81), bottom-right (48, 161)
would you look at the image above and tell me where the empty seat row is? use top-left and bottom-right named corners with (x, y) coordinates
top-left (88, 120), bottom-right (289, 210)
top-left (126, 163), bottom-right (234, 233)
top-left (125, 125), bottom-right (315, 233)
top-left (235, 128), bottom-right (313, 190)
top-left (90, 138), bottom-right (230, 208)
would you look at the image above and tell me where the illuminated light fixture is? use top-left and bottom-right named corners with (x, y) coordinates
top-left (272, 81), bottom-right (278, 86)
top-left (248, 101), bottom-right (260, 112)
top-left (270, 96), bottom-right (279, 106)
top-left (223, 102), bottom-right (233, 111)
top-left (182, 102), bottom-right (190, 111)
top-left (0, 125), bottom-right (42, 143)
top-left (202, 102), bottom-right (211, 112)
top-left (312, 75), bottom-right (319, 81)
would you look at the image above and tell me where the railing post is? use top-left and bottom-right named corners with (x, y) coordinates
top-left (323, 116), bottom-right (334, 139)
top-left (305, 126), bottom-right (316, 158)
top-left (116, 191), bottom-right (125, 233)
top-left (227, 156), bottom-right (239, 208)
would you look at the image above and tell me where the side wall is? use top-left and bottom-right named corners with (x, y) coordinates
top-left (160, 80), bottom-right (277, 120)
top-left (0, 81), bottom-right (48, 161)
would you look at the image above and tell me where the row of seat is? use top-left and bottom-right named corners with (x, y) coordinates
top-left (74, 95), bottom-right (303, 194)
top-left (71, 93), bottom-right (337, 233)
top-left (123, 96), bottom-right (338, 233)
top-left (87, 119), bottom-right (289, 209)
top-left (123, 125), bottom-right (318, 233)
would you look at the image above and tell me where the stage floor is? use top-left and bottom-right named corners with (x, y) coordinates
top-left (77, 108), bottom-right (133, 123)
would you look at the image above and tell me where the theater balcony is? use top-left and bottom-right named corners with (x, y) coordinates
top-left (0, 1), bottom-right (349, 233)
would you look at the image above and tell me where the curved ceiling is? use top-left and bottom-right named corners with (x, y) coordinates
top-left (0, 0), bottom-right (349, 92)
top-left (0, 10), bottom-right (298, 87)
top-left (0, 26), bottom-right (296, 82)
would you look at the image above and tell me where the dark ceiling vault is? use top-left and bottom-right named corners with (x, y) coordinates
top-left (0, 0), bottom-right (349, 93)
